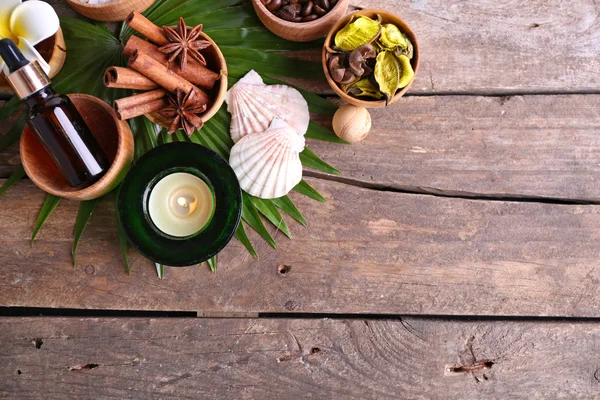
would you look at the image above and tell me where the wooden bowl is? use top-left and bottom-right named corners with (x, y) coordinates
top-left (322, 9), bottom-right (420, 108)
top-left (0, 29), bottom-right (66, 92)
top-left (252, 0), bottom-right (349, 42)
top-left (66, 0), bottom-right (154, 22)
top-left (146, 30), bottom-right (228, 129)
top-left (21, 94), bottom-right (134, 201)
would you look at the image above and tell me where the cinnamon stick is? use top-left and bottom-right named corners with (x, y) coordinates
top-left (126, 11), bottom-right (168, 46)
top-left (123, 35), bottom-right (219, 90)
top-left (128, 50), bottom-right (210, 104)
top-left (104, 66), bottom-right (158, 90)
top-left (113, 89), bottom-right (167, 111)
top-left (116, 98), bottom-right (168, 120)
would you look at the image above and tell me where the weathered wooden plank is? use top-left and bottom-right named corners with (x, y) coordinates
top-left (351, 0), bottom-right (600, 94)
top-left (5, 94), bottom-right (600, 201)
top-left (308, 94), bottom-right (600, 200)
top-left (1, 317), bottom-right (599, 399)
top-left (46, 0), bottom-right (600, 95)
top-left (1, 178), bottom-right (600, 317)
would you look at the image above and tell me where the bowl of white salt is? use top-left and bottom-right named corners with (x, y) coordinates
top-left (66, 0), bottom-right (154, 22)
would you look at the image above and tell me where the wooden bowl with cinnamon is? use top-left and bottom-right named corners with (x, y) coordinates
top-left (252, 0), bottom-right (349, 42)
top-left (0, 29), bottom-right (66, 93)
top-left (105, 13), bottom-right (227, 136)
top-left (140, 31), bottom-right (228, 129)
top-left (65, 0), bottom-right (154, 22)
top-left (21, 94), bottom-right (134, 201)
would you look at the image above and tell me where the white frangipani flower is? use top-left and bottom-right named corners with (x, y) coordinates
top-left (0, 0), bottom-right (60, 74)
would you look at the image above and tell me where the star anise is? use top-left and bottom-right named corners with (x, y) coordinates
top-left (158, 17), bottom-right (212, 72)
top-left (159, 88), bottom-right (207, 136)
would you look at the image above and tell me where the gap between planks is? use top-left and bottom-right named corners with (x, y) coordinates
top-left (7, 307), bottom-right (600, 323)
top-left (305, 171), bottom-right (600, 206)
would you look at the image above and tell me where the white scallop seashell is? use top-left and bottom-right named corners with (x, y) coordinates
top-left (10, 0), bottom-right (60, 45)
top-left (225, 70), bottom-right (310, 143)
top-left (229, 118), bottom-right (304, 199)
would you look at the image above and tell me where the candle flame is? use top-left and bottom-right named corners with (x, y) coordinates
top-left (177, 197), bottom-right (188, 208)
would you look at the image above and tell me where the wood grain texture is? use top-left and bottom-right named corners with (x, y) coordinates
top-left (5, 94), bottom-right (600, 201)
top-left (2, 317), bottom-right (600, 399)
top-left (352, 0), bottom-right (600, 94)
top-left (43, 0), bottom-right (600, 95)
top-left (308, 94), bottom-right (600, 200)
top-left (2, 178), bottom-right (600, 317)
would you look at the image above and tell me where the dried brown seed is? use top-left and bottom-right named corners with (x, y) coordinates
top-left (302, 14), bottom-right (319, 21)
top-left (314, 5), bottom-right (326, 15)
top-left (302, 1), bottom-right (313, 16)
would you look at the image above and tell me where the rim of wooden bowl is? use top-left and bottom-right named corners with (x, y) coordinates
top-left (65, 0), bottom-right (155, 22)
top-left (0, 29), bottom-right (66, 92)
top-left (145, 30), bottom-right (228, 129)
top-left (252, 0), bottom-right (350, 42)
top-left (322, 9), bottom-right (420, 109)
top-left (20, 94), bottom-right (134, 201)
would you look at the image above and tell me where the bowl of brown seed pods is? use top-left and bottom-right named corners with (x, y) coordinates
top-left (252, 0), bottom-right (349, 42)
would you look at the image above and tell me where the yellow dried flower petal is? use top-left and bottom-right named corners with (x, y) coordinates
top-left (343, 78), bottom-right (384, 99)
top-left (334, 16), bottom-right (381, 51)
top-left (396, 54), bottom-right (415, 89)
top-left (374, 51), bottom-right (400, 102)
top-left (379, 24), bottom-right (407, 50)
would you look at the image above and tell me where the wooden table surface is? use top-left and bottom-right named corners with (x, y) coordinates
top-left (2, 0), bottom-right (600, 398)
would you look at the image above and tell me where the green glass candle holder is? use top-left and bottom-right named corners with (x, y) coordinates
top-left (118, 142), bottom-right (241, 266)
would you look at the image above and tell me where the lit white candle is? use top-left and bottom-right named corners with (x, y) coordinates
top-left (147, 172), bottom-right (214, 237)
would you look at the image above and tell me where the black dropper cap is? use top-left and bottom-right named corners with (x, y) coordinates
top-left (0, 38), bottom-right (50, 99)
top-left (0, 38), bottom-right (30, 73)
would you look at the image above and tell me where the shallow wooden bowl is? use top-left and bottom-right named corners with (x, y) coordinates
top-left (66, 0), bottom-right (154, 22)
top-left (252, 0), bottom-right (349, 42)
top-left (21, 94), bottom-right (134, 201)
top-left (146, 30), bottom-right (228, 129)
top-left (322, 9), bottom-right (420, 108)
top-left (0, 29), bottom-right (66, 92)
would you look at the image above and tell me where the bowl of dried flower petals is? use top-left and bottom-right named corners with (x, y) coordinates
top-left (322, 9), bottom-right (420, 108)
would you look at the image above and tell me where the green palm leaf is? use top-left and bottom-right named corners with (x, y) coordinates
top-left (272, 195), bottom-right (307, 226)
top-left (72, 199), bottom-right (99, 266)
top-left (0, 97), bottom-right (21, 121)
top-left (0, 164), bottom-right (26, 198)
top-left (56, 18), bottom-right (128, 104)
top-left (0, 0), bottom-right (346, 273)
top-left (294, 179), bottom-right (326, 202)
top-left (305, 121), bottom-right (347, 143)
top-left (251, 197), bottom-right (292, 239)
top-left (300, 146), bottom-right (340, 175)
top-left (155, 263), bottom-right (164, 279)
top-left (0, 115), bottom-right (26, 151)
top-left (31, 194), bottom-right (61, 244)
top-left (206, 256), bottom-right (217, 272)
top-left (234, 222), bottom-right (257, 259)
top-left (241, 192), bottom-right (276, 248)
top-left (225, 48), bottom-right (322, 79)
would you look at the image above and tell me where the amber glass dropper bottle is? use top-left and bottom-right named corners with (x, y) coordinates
top-left (0, 38), bottom-right (109, 187)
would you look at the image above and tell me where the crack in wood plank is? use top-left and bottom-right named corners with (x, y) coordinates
top-left (305, 171), bottom-right (600, 205)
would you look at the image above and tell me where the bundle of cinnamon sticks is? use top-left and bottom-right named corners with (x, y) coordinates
top-left (105, 12), bottom-right (221, 125)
